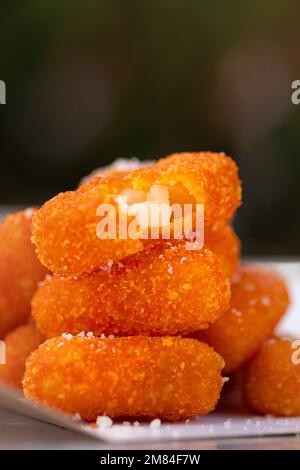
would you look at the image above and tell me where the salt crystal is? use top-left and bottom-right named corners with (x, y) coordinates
top-left (231, 271), bottom-right (241, 284)
top-left (77, 331), bottom-right (85, 337)
top-left (62, 333), bottom-right (73, 341)
top-left (149, 418), bottom-right (161, 428)
top-left (96, 416), bottom-right (113, 428)
top-left (261, 296), bottom-right (270, 306)
top-left (24, 207), bottom-right (34, 218)
top-left (38, 273), bottom-right (52, 287)
top-left (224, 419), bottom-right (232, 428)
top-left (86, 331), bottom-right (94, 338)
top-left (71, 412), bottom-right (81, 421)
top-left (100, 260), bottom-right (113, 272)
top-left (231, 308), bottom-right (242, 317)
top-left (167, 264), bottom-right (173, 275)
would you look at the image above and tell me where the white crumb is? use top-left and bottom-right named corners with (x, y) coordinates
top-left (96, 416), bottom-right (113, 428)
top-left (261, 296), bottom-right (270, 306)
top-left (167, 264), bottom-right (173, 275)
top-left (149, 419), bottom-right (161, 429)
top-left (62, 333), bottom-right (73, 341)
top-left (71, 412), bottom-right (81, 421)
top-left (24, 207), bottom-right (34, 218)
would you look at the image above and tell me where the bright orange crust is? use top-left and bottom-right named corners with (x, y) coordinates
top-left (0, 210), bottom-right (48, 337)
top-left (195, 265), bottom-right (289, 373)
top-left (32, 243), bottom-right (231, 338)
top-left (136, 224), bottom-right (240, 279)
top-left (0, 323), bottom-right (44, 389)
top-left (32, 174), bottom-right (145, 277)
top-left (244, 338), bottom-right (300, 416)
top-left (32, 152), bottom-right (241, 276)
top-left (130, 152), bottom-right (241, 232)
top-left (205, 225), bottom-right (240, 278)
top-left (23, 336), bottom-right (225, 421)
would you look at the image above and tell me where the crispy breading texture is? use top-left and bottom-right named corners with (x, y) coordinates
top-left (129, 152), bottom-right (241, 231)
top-left (195, 265), bottom-right (289, 373)
top-left (32, 175), bottom-right (145, 277)
top-left (0, 210), bottom-right (48, 337)
top-left (32, 152), bottom-right (241, 276)
top-left (133, 224), bottom-right (240, 279)
top-left (0, 323), bottom-right (44, 389)
top-left (23, 336), bottom-right (225, 421)
top-left (244, 338), bottom-right (300, 416)
top-left (32, 243), bottom-right (231, 338)
top-left (206, 225), bottom-right (240, 278)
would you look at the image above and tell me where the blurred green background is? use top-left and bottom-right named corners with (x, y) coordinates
top-left (0, 0), bottom-right (299, 255)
